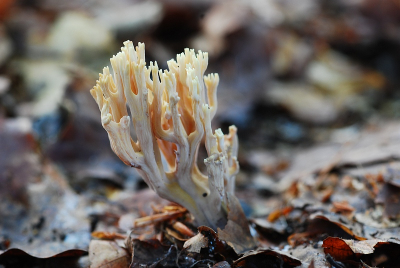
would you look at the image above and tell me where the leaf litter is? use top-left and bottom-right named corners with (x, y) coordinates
top-left (2, 0), bottom-right (400, 267)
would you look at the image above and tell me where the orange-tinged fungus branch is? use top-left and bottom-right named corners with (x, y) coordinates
top-left (91, 41), bottom-right (241, 230)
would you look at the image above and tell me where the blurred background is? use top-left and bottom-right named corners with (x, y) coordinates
top-left (1, 0), bottom-right (400, 257)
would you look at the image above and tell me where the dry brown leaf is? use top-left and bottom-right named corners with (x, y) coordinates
top-left (0, 0), bottom-right (14, 19)
top-left (323, 237), bottom-right (387, 262)
top-left (218, 193), bottom-right (256, 254)
top-left (313, 215), bottom-right (366, 240)
top-left (183, 232), bottom-right (208, 253)
top-left (288, 215), bottom-right (366, 246)
top-left (323, 237), bottom-right (357, 261)
top-left (267, 209), bottom-right (283, 223)
top-left (133, 206), bottom-right (187, 228)
top-left (88, 240), bottom-right (129, 268)
top-left (331, 201), bottom-right (355, 215)
top-left (171, 221), bottom-right (195, 237)
top-left (91, 231), bottom-right (126, 240)
top-left (267, 206), bottom-right (293, 222)
top-left (343, 239), bottom-right (383, 254)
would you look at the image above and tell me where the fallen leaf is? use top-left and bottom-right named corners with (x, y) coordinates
top-left (331, 201), bottom-right (355, 215)
top-left (129, 239), bottom-right (177, 268)
top-left (183, 232), bottom-right (208, 254)
top-left (288, 243), bottom-right (329, 268)
top-left (213, 261), bottom-right (231, 268)
top-left (91, 231), bottom-right (126, 240)
top-left (181, 226), bottom-right (239, 266)
top-left (323, 237), bottom-right (380, 261)
top-left (233, 249), bottom-right (302, 268)
top-left (322, 237), bottom-right (400, 266)
top-left (251, 218), bottom-right (289, 245)
top-left (288, 215), bottom-right (366, 246)
top-left (218, 193), bottom-right (256, 254)
top-left (376, 169), bottom-right (400, 218)
top-left (88, 240), bottom-right (129, 268)
top-left (0, 248), bottom-right (87, 268)
top-left (268, 206), bottom-right (293, 222)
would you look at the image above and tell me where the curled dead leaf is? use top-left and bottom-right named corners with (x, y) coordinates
top-left (288, 215), bottom-right (366, 246)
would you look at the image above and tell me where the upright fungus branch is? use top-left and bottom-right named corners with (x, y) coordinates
top-left (91, 41), bottom-right (243, 231)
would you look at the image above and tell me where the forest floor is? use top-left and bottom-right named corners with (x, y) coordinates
top-left (1, 0), bottom-right (400, 267)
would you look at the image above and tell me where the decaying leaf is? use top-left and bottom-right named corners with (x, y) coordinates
top-left (129, 239), bottom-right (177, 268)
top-left (251, 218), bottom-right (289, 245)
top-left (376, 169), bottom-right (400, 218)
top-left (233, 249), bottom-right (302, 268)
top-left (0, 248), bottom-right (87, 268)
top-left (323, 237), bottom-right (400, 266)
top-left (331, 201), bottom-right (355, 215)
top-left (183, 232), bottom-right (209, 253)
top-left (218, 193), bottom-right (257, 254)
top-left (323, 237), bottom-right (381, 261)
top-left (288, 244), bottom-right (329, 268)
top-left (89, 240), bottom-right (129, 268)
top-left (181, 226), bottom-right (239, 266)
top-left (267, 206), bottom-right (293, 222)
top-left (288, 215), bottom-right (366, 246)
top-left (213, 261), bottom-right (231, 268)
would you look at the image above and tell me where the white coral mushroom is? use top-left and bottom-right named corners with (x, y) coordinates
top-left (91, 41), bottom-right (241, 230)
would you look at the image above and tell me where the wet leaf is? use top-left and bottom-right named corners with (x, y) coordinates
top-left (181, 226), bottom-right (239, 266)
top-left (130, 239), bottom-right (177, 268)
top-left (198, 226), bottom-right (237, 258)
